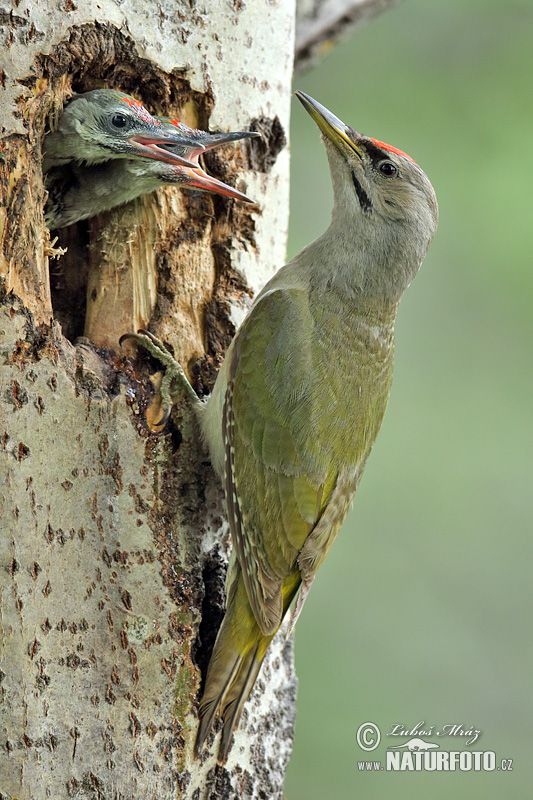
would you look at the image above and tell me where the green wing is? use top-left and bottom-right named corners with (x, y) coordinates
top-left (223, 285), bottom-right (393, 636)
top-left (223, 289), bottom-right (340, 636)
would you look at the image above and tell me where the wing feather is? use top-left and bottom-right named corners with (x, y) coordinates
top-left (222, 289), bottom-right (328, 635)
top-left (221, 286), bottom-right (390, 635)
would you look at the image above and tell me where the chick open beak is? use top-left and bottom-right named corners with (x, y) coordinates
top-left (160, 130), bottom-right (260, 165)
top-left (130, 134), bottom-right (200, 168)
top-left (175, 166), bottom-right (256, 203)
top-left (198, 130), bottom-right (260, 152)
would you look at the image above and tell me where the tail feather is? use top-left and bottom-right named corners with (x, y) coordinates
top-left (196, 568), bottom-right (300, 762)
top-left (219, 643), bottom-right (262, 761)
top-left (195, 649), bottom-right (244, 754)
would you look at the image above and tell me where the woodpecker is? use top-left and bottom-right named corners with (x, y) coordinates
top-left (42, 90), bottom-right (201, 171)
top-left (43, 91), bottom-right (258, 227)
top-left (45, 131), bottom-right (256, 229)
top-left (122, 92), bottom-right (438, 761)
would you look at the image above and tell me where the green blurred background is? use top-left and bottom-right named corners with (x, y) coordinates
top-left (285, 1), bottom-right (532, 797)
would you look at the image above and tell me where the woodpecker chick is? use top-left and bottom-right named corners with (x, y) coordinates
top-left (45, 131), bottom-right (256, 229)
top-left (122, 92), bottom-right (438, 762)
top-left (42, 90), bottom-right (201, 171)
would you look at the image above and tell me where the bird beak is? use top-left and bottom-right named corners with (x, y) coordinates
top-left (179, 167), bottom-right (256, 204)
top-left (198, 131), bottom-right (260, 153)
top-left (159, 131), bottom-right (259, 165)
top-left (295, 91), bottom-right (363, 159)
top-left (129, 134), bottom-right (199, 168)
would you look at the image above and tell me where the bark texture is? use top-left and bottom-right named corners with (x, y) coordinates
top-left (0, 2), bottom-right (295, 798)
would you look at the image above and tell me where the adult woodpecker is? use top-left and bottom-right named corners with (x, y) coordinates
top-left (45, 130), bottom-right (256, 229)
top-left (42, 90), bottom-right (201, 170)
top-left (122, 92), bottom-right (438, 761)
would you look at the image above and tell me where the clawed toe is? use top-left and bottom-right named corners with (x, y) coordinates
top-left (120, 329), bottom-right (201, 422)
top-left (120, 329), bottom-right (174, 362)
top-left (153, 406), bottom-right (172, 428)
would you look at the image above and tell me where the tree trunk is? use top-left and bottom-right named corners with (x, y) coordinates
top-left (0, 2), bottom-right (295, 798)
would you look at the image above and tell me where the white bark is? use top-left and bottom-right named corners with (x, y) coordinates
top-left (0, 1), bottom-right (296, 798)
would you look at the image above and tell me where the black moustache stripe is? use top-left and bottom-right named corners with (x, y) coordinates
top-left (351, 171), bottom-right (372, 212)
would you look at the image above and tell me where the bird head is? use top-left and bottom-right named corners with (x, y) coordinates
top-left (296, 91), bottom-right (438, 302)
top-left (43, 90), bottom-right (201, 170)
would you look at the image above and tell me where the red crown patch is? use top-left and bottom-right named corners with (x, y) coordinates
top-left (370, 137), bottom-right (417, 165)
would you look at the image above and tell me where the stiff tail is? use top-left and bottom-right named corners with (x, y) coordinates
top-left (196, 568), bottom-right (300, 762)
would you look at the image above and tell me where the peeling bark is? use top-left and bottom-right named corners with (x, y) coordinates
top-left (1, 2), bottom-right (295, 798)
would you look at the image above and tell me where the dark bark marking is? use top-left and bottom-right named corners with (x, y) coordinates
top-left (10, 379), bottom-right (28, 408)
top-left (248, 116), bottom-right (287, 173)
top-left (70, 726), bottom-right (79, 761)
top-left (28, 638), bottom-right (41, 659)
top-left (121, 589), bottom-right (132, 611)
top-left (17, 441), bottom-right (30, 460)
top-left (129, 713), bottom-right (141, 738)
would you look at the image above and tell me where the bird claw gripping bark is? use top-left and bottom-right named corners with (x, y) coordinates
top-left (119, 329), bottom-right (201, 426)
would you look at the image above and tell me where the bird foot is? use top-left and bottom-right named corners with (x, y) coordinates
top-left (119, 329), bottom-right (200, 426)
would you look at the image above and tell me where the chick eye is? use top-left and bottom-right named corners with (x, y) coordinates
top-left (379, 161), bottom-right (397, 177)
top-left (111, 113), bottom-right (130, 129)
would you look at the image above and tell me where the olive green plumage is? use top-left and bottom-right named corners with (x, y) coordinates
top-left (196, 286), bottom-right (396, 759)
top-left (124, 91), bottom-right (438, 762)
top-left (223, 285), bottom-right (395, 635)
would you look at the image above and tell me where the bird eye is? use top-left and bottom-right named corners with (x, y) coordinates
top-left (111, 113), bottom-right (130, 129)
top-left (379, 161), bottom-right (397, 177)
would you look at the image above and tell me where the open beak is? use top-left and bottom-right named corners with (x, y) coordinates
top-left (179, 166), bottom-right (256, 203)
top-left (130, 134), bottom-right (199, 168)
top-left (295, 91), bottom-right (363, 159)
top-left (160, 130), bottom-right (260, 165)
top-left (198, 130), bottom-right (260, 152)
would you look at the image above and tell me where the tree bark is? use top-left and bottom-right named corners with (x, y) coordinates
top-left (0, 2), bottom-right (295, 798)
